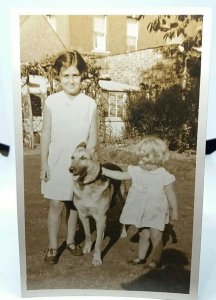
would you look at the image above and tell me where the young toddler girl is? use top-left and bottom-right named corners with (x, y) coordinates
top-left (102, 137), bottom-right (178, 269)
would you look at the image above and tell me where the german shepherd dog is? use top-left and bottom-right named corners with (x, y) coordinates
top-left (69, 142), bottom-right (123, 266)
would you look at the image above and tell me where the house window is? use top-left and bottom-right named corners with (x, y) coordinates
top-left (126, 18), bottom-right (138, 51)
top-left (108, 92), bottom-right (126, 118)
top-left (46, 15), bottom-right (56, 31)
top-left (93, 16), bottom-right (106, 52)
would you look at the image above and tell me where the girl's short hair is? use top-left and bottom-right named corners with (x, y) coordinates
top-left (53, 50), bottom-right (88, 75)
top-left (135, 137), bottom-right (169, 165)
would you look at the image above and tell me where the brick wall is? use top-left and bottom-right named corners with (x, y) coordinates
top-left (97, 45), bottom-right (183, 89)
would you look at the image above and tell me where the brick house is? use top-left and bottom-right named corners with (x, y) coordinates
top-left (20, 15), bottom-right (201, 143)
top-left (20, 15), bottom-right (67, 63)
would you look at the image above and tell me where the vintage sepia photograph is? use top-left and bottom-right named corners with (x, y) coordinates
top-left (15, 9), bottom-right (211, 300)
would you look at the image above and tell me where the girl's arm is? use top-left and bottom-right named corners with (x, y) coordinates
top-left (102, 167), bottom-right (131, 181)
top-left (40, 104), bottom-right (51, 181)
top-left (164, 183), bottom-right (178, 221)
top-left (87, 108), bottom-right (98, 150)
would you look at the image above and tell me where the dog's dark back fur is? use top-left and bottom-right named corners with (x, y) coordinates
top-left (101, 162), bottom-right (122, 206)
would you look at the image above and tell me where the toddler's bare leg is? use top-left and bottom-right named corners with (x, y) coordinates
top-left (147, 228), bottom-right (163, 266)
top-left (138, 228), bottom-right (150, 261)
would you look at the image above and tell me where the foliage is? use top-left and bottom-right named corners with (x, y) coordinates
top-left (147, 15), bottom-right (203, 52)
top-left (82, 57), bottom-right (106, 143)
top-left (126, 21), bottom-right (202, 152)
top-left (124, 83), bottom-right (199, 152)
top-left (186, 55), bottom-right (201, 77)
top-left (146, 14), bottom-right (202, 91)
top-left (21, 55), bottom-right (56, 90)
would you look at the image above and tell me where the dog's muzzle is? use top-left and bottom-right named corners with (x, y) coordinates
top-left (69, 165), bottom-right (87, 183)
top-left (69, 166), bottom-right (76, 174)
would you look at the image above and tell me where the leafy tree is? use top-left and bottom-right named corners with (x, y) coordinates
top-left (123, 15), bottom-right (202, 152)
top-left (147, 15), bottom-right (203, 51)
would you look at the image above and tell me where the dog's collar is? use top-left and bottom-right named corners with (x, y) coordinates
top-left (80, 164), bottom-right (102, 185)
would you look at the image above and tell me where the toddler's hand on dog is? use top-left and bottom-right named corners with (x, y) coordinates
top-left (40, 166), bottom-right (50, 181)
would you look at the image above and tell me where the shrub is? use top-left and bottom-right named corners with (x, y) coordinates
top-left (124, 83), bottom-right (199, 152)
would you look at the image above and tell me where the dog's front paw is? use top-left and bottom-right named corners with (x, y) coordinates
top-left (92, 254), bottom-right (102, 266)
top-left (120, 225), bottom-right (127, 238)
top-left (120, 231), bottom-right (128, 238)
top-left (83, 240), bottom-right (92, 254)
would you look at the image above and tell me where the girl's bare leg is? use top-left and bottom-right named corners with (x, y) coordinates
top-left (47, 200), bottom-right (65, 256)
top-left (66, 209), bottom-right (78, 248)
top-left (137, 228), bottom-right (150, 261)
top-left (147, 228), bottom-right (163, 267)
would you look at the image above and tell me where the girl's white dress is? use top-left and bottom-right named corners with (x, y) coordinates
top-left (41, 91), bottom-right (96, 200)
top-left (120, 166), bottom-right (175, 231)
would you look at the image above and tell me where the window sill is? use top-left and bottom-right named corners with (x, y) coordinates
top-left (105, 117), bottom-right (123, 122)
top-left (92, 49), bottom-right (110, 55)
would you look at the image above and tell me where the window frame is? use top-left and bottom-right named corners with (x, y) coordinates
top-left (126, 17), bottom-right (139, 52)
top-left (108, 92), bottom-right (126, 118)
top-left (92, 15), bottom-right (107, 52)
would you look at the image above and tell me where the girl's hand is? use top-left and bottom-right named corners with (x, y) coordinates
top-left (40, 166), bottom-right (50, 182)
top-left (170, 209), bottom-right (178, 222)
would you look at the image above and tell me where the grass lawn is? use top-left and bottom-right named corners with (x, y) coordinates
top-left (23, 142), bottom-right (195, 293)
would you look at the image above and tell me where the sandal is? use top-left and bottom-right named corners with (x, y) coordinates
top-left (44, 248), bottom-right (59, 264)
top-left (66, 243), bottom-right (83, 256)
top-left (143, 261), bottom-right (159, 270)
top-left (128, 258), bottom-right (145, 265)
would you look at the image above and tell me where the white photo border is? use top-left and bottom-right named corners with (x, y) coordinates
top-left (12, 5), bottom-right (212, 300)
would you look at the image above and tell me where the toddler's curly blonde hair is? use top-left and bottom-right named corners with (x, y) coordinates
top-left (134, 137), bottom-right (169, 166)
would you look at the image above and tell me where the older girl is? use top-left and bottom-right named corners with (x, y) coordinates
top-left (40, 51), bottom-right (97, 263)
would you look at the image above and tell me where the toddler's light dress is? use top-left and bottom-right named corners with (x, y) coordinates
top-left (120, 165), bottom-right (175, 231)
top-left (41, 91), bottom-right (96, 200)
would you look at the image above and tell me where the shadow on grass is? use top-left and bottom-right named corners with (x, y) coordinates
top-left (101, 220), bottom-right (122, 259)
top-left (73, 196), bottom-right (124, 261)
top-left (121, 248), bottom-right (190, 294)
top-left (58, 200), bottom-right (180, 269)
top-left (56, 240), bottom-right (67, 261)
top-left (56, 199), bottom-right (123, 262)
top-left (101, 196), bottom-right (124, 260)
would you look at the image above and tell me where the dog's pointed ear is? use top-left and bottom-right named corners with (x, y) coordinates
top-left (89, 147), bottom-right (99, 161)
top-left (76, 142), bottom-right (87, 149)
